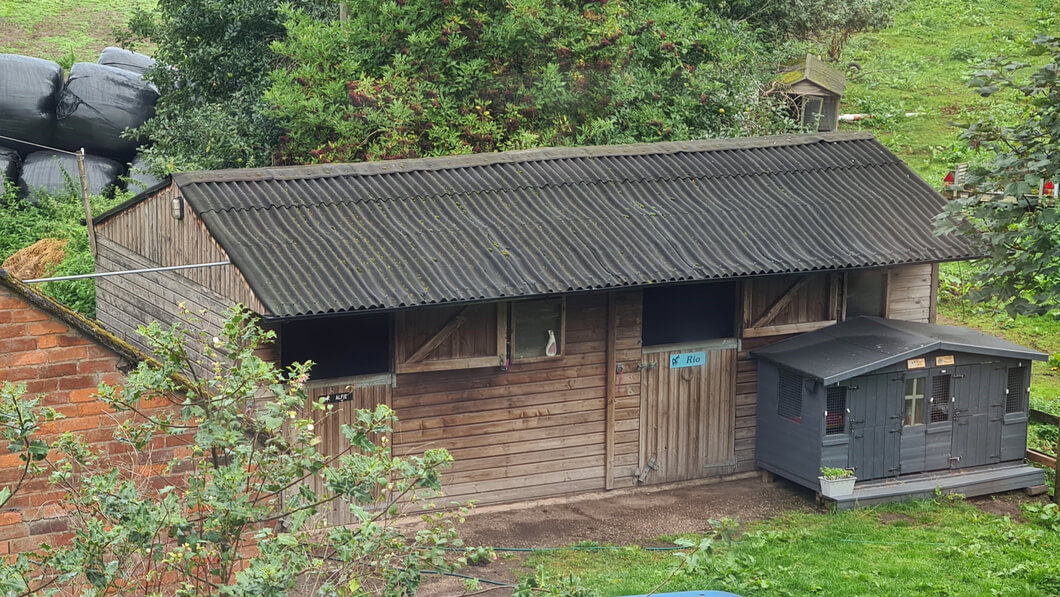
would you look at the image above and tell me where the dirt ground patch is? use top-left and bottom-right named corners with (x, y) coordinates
top-left (418, 475), bottom-right (816, 595)
top-left (969, 490), bottom-right (1050, 521)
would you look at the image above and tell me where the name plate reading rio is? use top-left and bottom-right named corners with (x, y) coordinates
top-left (670, 351), bottom-right (707, 369)
top-left (322, 392), bottom-right (352, 404)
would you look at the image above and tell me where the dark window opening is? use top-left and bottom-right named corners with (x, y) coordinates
top-left (930, 374), bottom-right (951, 423)
top-left (512, 298), bottom-right (564, 359)
top-left (825, 386), bottom-right (846, 435)
top-left (642, 282), bottom-right (736, 346)
top-left (282, 313), bottom-right (391, 380)
top-left (778, 369), bottom-right (803, 422)
top-left (1006, 368), bottom-right (1025, 414)
top-left (846, 270), bottom-right (888, 318)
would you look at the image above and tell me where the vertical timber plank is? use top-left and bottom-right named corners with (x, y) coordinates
top-left (605, 293), bottom-right (617, 490)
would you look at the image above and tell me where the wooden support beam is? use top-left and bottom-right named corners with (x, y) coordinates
top-left (749, 276), bottom-right (810, 329)
top-left (604, 292), bottom-right (617, 490)
top-left (406, 306), bottom-right (471, 363)
top-left (742, 320), bottom-right (837, 338)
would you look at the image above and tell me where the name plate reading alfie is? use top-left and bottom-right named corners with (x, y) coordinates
top-left (670, 351), bottom-right (706, 369)
top-left (907, 358), bottom-right (926, 369)
top-left (322, 391), bottom-right (353, 404)
top-left (935, 355), bottom-right (954, 366)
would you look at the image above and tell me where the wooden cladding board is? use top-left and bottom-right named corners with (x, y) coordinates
top-left (96, 237), bottom-right (237, 375)
top-left (887, 263), bottom-right (934, 323)
top-left (95, 183), bottom-right (265, 313)
top-left (305, 381), bottom-right (393, 528)
top-left (390, 292), bottom-right (644, 505)
top-left (394, 303), bottom-right (504, 373)
top-left (639, 345), bottom-right (737, 484)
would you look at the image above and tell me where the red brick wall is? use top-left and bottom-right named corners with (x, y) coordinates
top-left (0, 284), bottom-right (181, 557)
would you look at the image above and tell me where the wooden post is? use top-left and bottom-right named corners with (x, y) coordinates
top-left (339, 2), bottom-right (348, 21)
top-left (604, 292), bottom-right (617, 490)
top-left (77, 148), bottom-right (97, 259)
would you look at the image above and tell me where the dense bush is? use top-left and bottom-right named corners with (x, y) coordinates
top-left (121, 0), bottom-right (332, 173)
top-left (267, 0), bottom-right (795, 164)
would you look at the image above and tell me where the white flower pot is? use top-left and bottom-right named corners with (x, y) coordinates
top-left (819, 475), bottom-right (857, 498)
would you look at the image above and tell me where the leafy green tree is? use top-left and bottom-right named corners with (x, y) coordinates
top-left (0, 307), bottom-right (481, 596)
top-left (710, 0), bottom-right (902, 61)
top-left (267, 0), bottom-right (792, 164)
top-left (122, 0), bottom-right (330, 173)
top-left (937, 35), bottom-right (1060, 316)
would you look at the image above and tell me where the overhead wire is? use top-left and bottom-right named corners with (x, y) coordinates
top-left (0, 133), bottom-right (81, 156)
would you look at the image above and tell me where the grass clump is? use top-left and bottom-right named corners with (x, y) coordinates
top-left (526, 499), bottom-right (1060, 596)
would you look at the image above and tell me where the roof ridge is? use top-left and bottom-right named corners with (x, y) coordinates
top-left (174, 132), bottom-right (877, 186)
top-left (194, 156), bottom-right (901, 214)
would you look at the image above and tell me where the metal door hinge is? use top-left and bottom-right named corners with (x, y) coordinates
top-left (637, 362), bottom-right (658, 371)
top-left (635, 456), bottom-right (659, 483)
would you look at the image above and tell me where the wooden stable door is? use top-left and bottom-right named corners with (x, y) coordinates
top-left (304, 377), bottom-right (393, 527)
top-left (638, 342), bottom-right (737, 484)
top-left (952, 365), bottom-right (1005, 468)
top-left (847, 373), bottom-right (903, 480)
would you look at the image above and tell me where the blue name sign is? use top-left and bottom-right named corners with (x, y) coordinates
top-left (669, 351), bottom-right (706, 368)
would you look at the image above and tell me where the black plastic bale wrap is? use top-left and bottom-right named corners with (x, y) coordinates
top-left (18, 151), bottom-right (122, 201)
top-left (0, 54), bottom-right (63, 155)
top-left (55, 63), bottom-right (159, 160)
top-left (126, 155), bottom-right (162, 193)
top-left (98, 47), bottom-right (156, 75)
top-left (0, 146), bottom-right (21, 189)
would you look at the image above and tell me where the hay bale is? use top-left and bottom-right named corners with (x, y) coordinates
top-left (2, 238), bottom-right (67, 280)
top-left (126, 155), bottom-right (163, 194)
top-left (18, 151), bottom-right (122, 201)
top-left (0, 146), bottom-right (20, 191)
top-left (55, 63), bottom-right (158, 160)
top-left (0, 54), bottom-right (62, 156)
top-left (98, 47), bottom-right (156, 75)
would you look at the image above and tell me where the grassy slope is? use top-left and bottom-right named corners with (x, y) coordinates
top-left (839, 0), bottom-right (1058, 184)
top-left (526, 500), bottom-right (1060, 596)
top-left (0, 0), bottom-right (154, 64)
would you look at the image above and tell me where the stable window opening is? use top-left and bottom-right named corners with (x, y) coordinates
top-left (281, 313), bottom-right (391, 380)
top-left (904, 377), bottom-right (926, 426)
top-left (1006, 367), bottom-right (1025, 414)
top-left (511, 298), bottom-right (565, 360)
top-left (778, 369), bottom-right (803, 422)
top-left (825, 386), bottom-right (846, 435)
top-left (846, 270), bottom-right (888, 318)
top-left (642, 282), bottom-right (736, 346)
top-left (930, 374), bottom-right (951, 423)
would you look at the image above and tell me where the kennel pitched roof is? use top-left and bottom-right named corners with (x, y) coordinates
top-left (751, 317), bottom-right (1047, 385)
top-left (779, 54), bottom-right (846, 96)
top-left (95, 132), bottom-right (976, 318)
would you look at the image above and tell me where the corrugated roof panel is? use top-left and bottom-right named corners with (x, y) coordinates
top-left (168, 132), bottom-right (976, 317)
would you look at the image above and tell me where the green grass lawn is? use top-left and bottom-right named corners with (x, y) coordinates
top-left (0, 0), bottom-right (155, 64)
top-left (839, 0), bottom-right (1059, 185)
top-left (525, 499), bottom-right (1060, 596)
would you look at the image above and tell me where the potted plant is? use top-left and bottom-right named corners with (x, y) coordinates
top-left (819, 466), bottom-right (857, 497)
